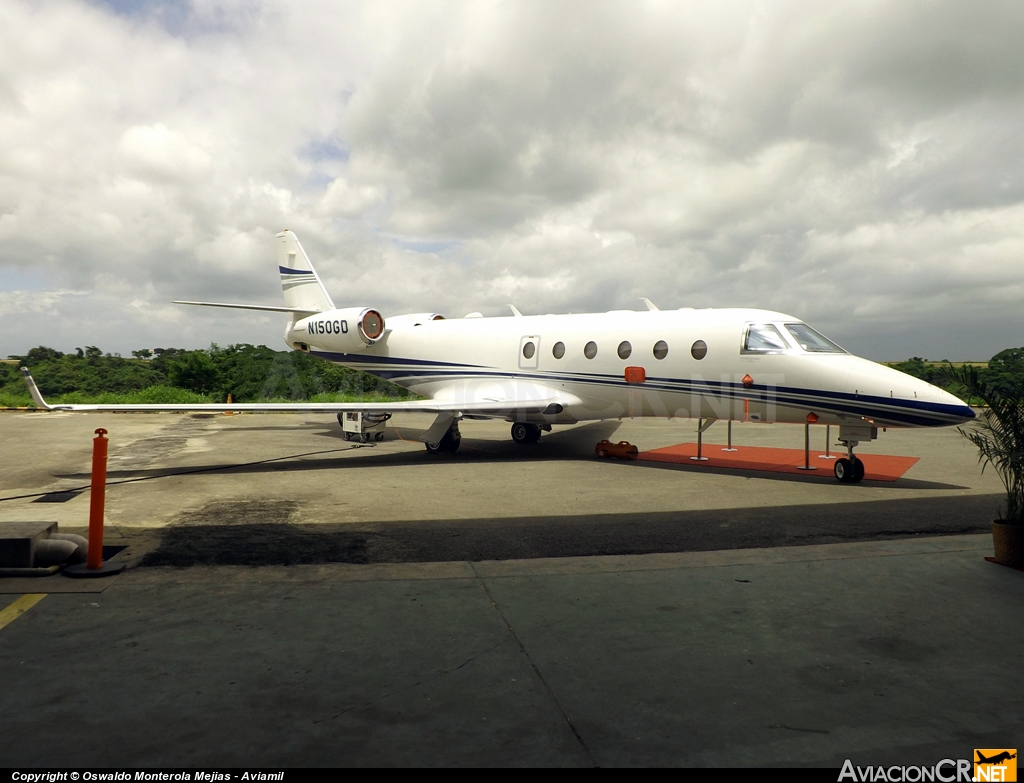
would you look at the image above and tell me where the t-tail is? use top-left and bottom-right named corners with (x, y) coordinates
top-left (276, 230), bottom-right (335, 313)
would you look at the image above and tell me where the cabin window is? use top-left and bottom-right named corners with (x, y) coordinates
top-left (522, 341), bottom-right (536, 360)
top-left (691, 340), bottom-right (707, 360)
top-left (617, 341), bottom-right (632, 360)
top-left (784, 323), bottom-right (846, 353)
top-left (552, 341), bottom-right (565, 359)
top-left (742, 323), bottom-right (789, 354)
top-left (653, 340), bottom-right (668, 360)
top-left (584, 341), bottom-right (598, 359)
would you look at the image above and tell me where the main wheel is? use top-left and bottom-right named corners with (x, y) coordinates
top-left (851, 457), bottom-right (865, 483)
top-left (426, 425), bottom-right (461, 455)
top-left (442, 430), bottom-right (461, 453)
top-left (511, 422), bottom-right (542, 444)
top-left (834, 457), bottom-right (853, 483)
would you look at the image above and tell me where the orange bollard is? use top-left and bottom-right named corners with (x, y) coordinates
top-left (65, 427), bottom-right (124, 578)
top-left (87, 428), bottom-right (108, 569)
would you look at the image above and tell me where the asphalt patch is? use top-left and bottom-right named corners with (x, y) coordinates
top-left (143, 499), bottom-right (373, 566)
top-left (143, 523), bottom-right (372, 567)
top-left (139, 493), bottom-right (998, 567)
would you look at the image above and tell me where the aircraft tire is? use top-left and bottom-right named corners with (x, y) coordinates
top-left (426, 427), bottom-right (461, 455)
top-left (511, 422), bottom-right (541, 444)
top-left (443, 423), bottom-right (461, 453)
top-left (834, 458), bottom-right (853, 483)
top-left (851, 457), bottom-right (865, 483)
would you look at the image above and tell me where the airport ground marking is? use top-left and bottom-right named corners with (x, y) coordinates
top-left (0, 593), bottom-right (46, 632)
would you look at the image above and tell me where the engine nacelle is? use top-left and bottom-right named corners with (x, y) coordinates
top-left (384, 312), bottom-right (445, 329)
top-left (289, 307), bottom-right (385, 353)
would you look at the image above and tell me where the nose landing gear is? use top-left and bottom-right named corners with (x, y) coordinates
top-left (833, 423), bottom-right (876, 483)
top-left (833, 452), bottom-right (865, 483)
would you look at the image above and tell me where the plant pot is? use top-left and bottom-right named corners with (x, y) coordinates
top-left (992, 520), bottom-right (1024, 569)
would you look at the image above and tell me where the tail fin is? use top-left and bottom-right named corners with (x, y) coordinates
top-left (276, 230), bottom-right (335, 313)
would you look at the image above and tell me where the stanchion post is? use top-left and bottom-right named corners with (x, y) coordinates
top-left (87, 428), bottom-right (108, 569)
top-left (798, 414), bottom-right (818, 470)
top-left (819, 424), bottom-right (835, 459)
top-left (65, 428), bottom-right (124, 578)
top-left (691, 418), bottom-right (709, 461)
top-left (723, 418), bottom-right (737, 451)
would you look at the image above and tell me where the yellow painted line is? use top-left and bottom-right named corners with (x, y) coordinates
top-left (0, 594), bottom-right (46, 631)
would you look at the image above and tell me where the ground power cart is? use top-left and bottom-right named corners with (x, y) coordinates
top-left (338, 411), bottom-right (390, 442)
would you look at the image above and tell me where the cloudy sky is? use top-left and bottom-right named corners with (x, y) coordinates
top-left (1, 0), bottom-right (1022, 361)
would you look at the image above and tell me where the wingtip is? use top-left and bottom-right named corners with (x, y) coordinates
top-left (20, 366), bottom-right (52, 410)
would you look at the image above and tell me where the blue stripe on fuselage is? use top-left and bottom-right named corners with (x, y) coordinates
top-left (309, 350), bottom-right (973, 426)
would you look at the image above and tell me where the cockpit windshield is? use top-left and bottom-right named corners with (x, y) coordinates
top-left (784, 323), bottom-right (846, 353)
top-left (742, 324), bottom-right (789, 353)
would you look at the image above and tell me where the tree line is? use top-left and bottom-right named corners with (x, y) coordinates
top-left (0, 344), bottom-right (413, 406)
top-left (886, 347), bottom-right (1024, 400)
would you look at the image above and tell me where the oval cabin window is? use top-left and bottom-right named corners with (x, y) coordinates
top-left (552, 341), bottom-right (565, 359)
top-left (617, 341), bottom-right (632, 360)
top-left (523, 341), bottom-right (536, 360)
top-left (691, 340), bottom-right (707, 360)
top-left (584, 341), bottom-right (598, 359)
top-left (653, 340), bottom-right (668, 360)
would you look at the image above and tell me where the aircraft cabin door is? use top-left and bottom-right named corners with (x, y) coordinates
top-left (519, 335), bottom-right (540, 370)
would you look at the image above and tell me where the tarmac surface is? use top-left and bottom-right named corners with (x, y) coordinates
top-left (0, 411), bottom-right (1020, 766)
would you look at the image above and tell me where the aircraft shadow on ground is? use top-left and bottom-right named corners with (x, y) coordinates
top-left (141, 492), bottom-right (1003, 567)
top-left (53, 419), bottom-right (968, 491)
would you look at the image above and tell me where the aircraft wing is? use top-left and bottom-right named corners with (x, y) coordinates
top-left (20, 368), bottom-right (569, 418)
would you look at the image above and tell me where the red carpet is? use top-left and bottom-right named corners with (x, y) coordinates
top-left (638, 443), bottom-right (919, 482)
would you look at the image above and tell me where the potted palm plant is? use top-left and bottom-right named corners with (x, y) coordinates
top-left (948, 364), bottom-right (1024, 568)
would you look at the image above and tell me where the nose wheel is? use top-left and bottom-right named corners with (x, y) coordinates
top-left (834, 457), bottom-right (864, 483)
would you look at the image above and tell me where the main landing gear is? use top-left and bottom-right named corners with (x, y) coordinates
top-left (511, 422), bottom-right (542, 444)
top-left (425, 421), bottom-right (461, 455)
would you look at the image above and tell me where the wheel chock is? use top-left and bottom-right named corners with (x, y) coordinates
top-left (595, 440), bottom-right (639, 460)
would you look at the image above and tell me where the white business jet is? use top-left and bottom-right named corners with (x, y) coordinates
top-left (22, 230), bottom-right (974, 483)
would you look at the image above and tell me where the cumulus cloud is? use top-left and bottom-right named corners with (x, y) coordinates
top-left (0, 0), bottom-right (1022, 360)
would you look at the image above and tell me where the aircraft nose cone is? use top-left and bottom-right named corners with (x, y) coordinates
top-left (936, 387), bottom-right (975, 422)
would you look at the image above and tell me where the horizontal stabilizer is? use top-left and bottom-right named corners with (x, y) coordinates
top-left (173, 301), bottom-right (320, 316)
